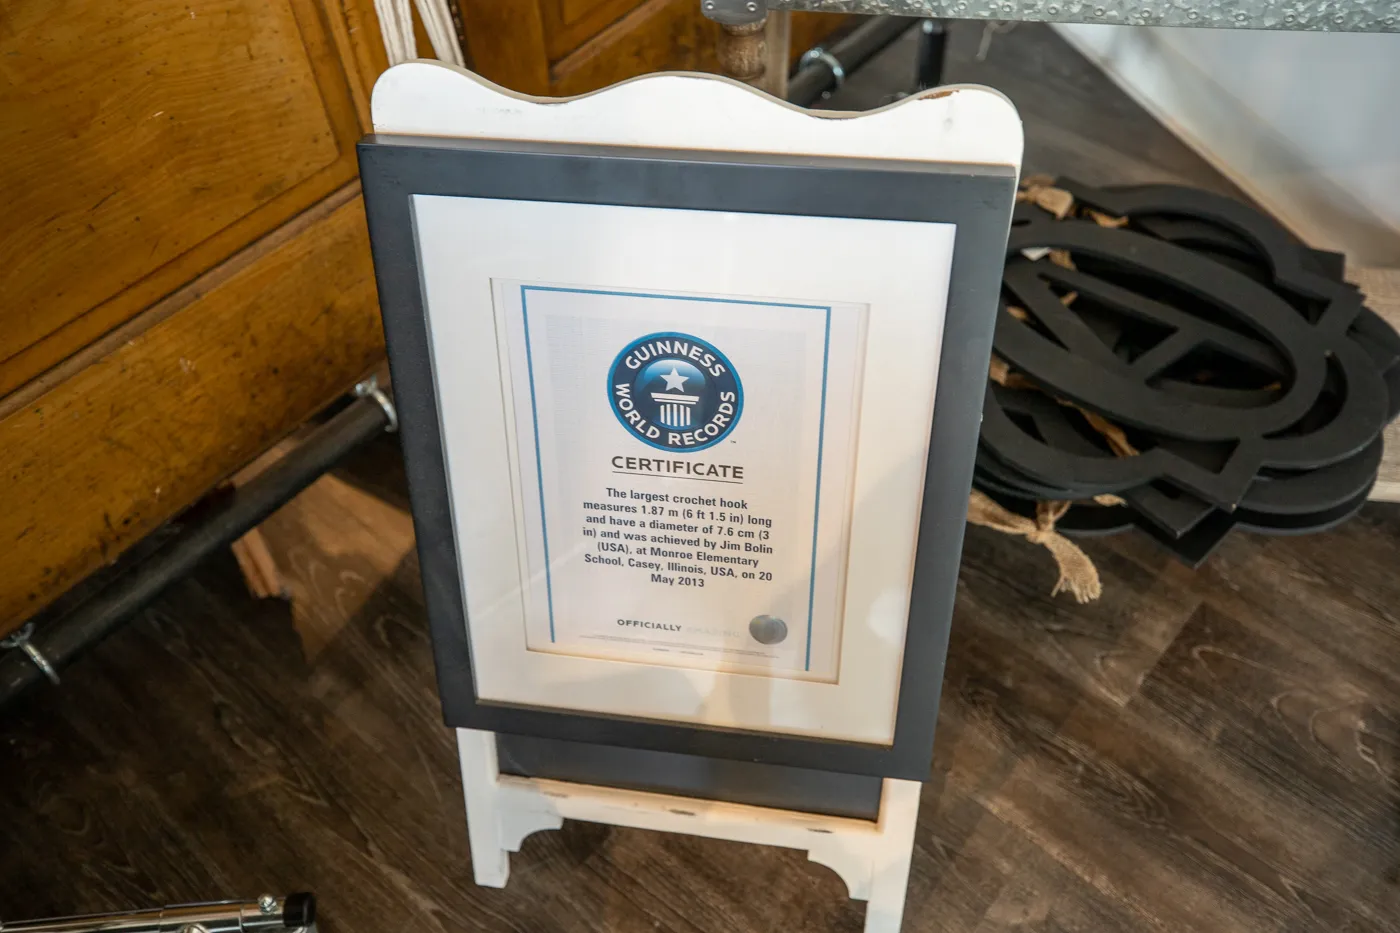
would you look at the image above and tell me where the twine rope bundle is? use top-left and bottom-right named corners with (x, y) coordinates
top-left (967, 490), bottom-right (1103, 603)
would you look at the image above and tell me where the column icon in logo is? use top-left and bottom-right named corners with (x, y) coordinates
top-left (651, 366), bottom-right (700, 428)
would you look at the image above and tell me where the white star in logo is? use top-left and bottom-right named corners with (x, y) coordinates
top-left (660, 366), bottom-right (689, 391)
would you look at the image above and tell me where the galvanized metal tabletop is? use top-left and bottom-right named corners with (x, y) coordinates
top-left (764, 0), bottom-right (1399, 31)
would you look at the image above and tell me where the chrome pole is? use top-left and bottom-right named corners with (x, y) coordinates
top-left (1, 893), bottom-right (315, 933)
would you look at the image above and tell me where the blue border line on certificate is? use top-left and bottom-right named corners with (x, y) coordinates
top-left (520, 285), bottom-right (832, 668)
top-left (806, 305), bottom-right (831, 671)
top-left (520, 287), bottom-right (556, 641)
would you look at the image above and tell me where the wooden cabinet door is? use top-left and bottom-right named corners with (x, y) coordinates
top-left (0, 0), bottom-right (391, 632)
top-left (0, 0), bottom-right (385, 396)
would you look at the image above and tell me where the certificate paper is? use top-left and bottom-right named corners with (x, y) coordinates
top-left (497, 282), bottom-right (866, 682)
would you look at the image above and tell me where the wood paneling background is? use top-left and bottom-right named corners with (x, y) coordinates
top-left (0, 0), bottom-right (391, 637)
top-left (0, 0), bottom-right (381, 397)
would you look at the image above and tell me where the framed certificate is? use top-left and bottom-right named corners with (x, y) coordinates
top-left (360, 67), bottom-right (1020, 779)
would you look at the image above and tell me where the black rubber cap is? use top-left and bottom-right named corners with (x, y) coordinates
top-left (282, 893), bottom-right (316, 929)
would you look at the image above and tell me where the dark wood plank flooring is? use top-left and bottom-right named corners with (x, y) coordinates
top-left (4, 22), bottom-right (1399, 932)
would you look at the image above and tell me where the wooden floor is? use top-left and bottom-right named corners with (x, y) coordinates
top-left (4, 22), bottom-right (1400, 933)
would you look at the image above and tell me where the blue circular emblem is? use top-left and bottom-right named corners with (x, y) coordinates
top-left (608, 332), bottom-right (743, 452)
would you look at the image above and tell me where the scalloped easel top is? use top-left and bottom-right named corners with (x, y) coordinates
top-left (371, 62), bottom-right (1022, 168)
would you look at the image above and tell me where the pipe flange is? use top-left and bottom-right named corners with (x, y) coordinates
top-left (1, 622), bottom-right (61, 686)
top-left (354, 376), bottom-right (399, 433)
top-left (700, 0), bottom-right (766, 27)
top-left (798, 47), bottom-right (845, 89)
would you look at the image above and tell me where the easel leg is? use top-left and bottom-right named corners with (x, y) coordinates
top-left (457, 728), bottom-right (511, 886)
top-left (457, 728), bottom-right (565, 886)
top-left (863, 779), bottom-right (921, 933)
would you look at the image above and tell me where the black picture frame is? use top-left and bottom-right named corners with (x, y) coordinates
top-left (358, 133), bottom-right (1016, 781)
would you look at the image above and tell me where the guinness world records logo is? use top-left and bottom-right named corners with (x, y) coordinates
top-left (608, 332), bottom-right (743, 451)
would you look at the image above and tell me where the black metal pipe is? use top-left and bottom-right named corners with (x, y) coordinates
top-left (0, 395), bottom-right (391, 707)
top-left (915, 18), bottom-right (948, 90)
top-left (787, 15), bottom-right (913, 108)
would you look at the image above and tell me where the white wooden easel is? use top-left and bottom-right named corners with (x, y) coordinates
top-left (457, 729), bottom-right (923, 933)
top-left (371, 62), bottom-right (1022, 933)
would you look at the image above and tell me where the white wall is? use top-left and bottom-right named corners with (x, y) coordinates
top-left (1055, 24), bottom-right (1400, 266)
